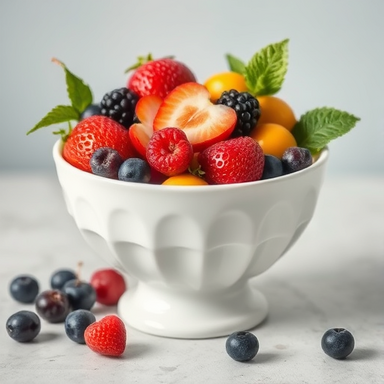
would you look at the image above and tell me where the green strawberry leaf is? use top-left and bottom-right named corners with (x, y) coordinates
top-left (292, 107), bottom-right (360, 154)
top-left (225, 54), bottom-right (246, 75)
top-left (52, 58), bottom-right (93, 114)
top-left (244, 39), bottom-right (289, 96)
top-left (26, 105), bottom-right (80, 137)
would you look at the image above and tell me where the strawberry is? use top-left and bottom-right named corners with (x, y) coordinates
top-left (153, 82), bottom-right (237, 152)
top-left (129, 94), bottom-right (162, 158)
top-left (84, 315), bottom-right (126, 357)
top-left (127, 57), bottom-right (196, 98)
top-left (63, 115), bottom-right (136, 173)
top-left (198, 137), bottom-right (265, 184)
top-left (146, 127), bottom-right (193, 176)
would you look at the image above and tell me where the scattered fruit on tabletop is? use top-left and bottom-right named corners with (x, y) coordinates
top-left (90, 147), bottom-right (124, 179)
top-left (250, 123), bottom-right (297, 159)
top-left (146, 127), bottom-right (193, 177)
top-left (226, 331), bottom-right (259, 362)
top-left (153, 82), bottom-right (237, 152)
top-left (100, 87), bottom-right (139, 128)
top-left (50, 268), bottom-right (77, 290)
top-left (9, 275), bottom-right (39, 303)
top-left (6, 310), bottom-right (41, 342)
top-left (198, 136), bottom-right (264, 184)
top-left (162, 173), bottom-right (208, 186)
top-left (204, 71), bottom-right (248, 102)
top-left (261, 155), bottom-right (284, 180)
top-left (118, 157), bottom-right (151, 183)
top-left (84, 315), bottom-right (127, 357)
top-left (90, 269), bottom-right (127, 306)
top-left (126, 54), bottom-right (196, 98)
top-left (257, 96), bottom-right (296, 131)
top-left (321, 328), bottom-right (355, 359)
top-left (216, 90), bottom-right (261, 137)
top-left (35, 289), bottom-right (71, 323)
top-left (65, 309), bottom-right (96, 344)
top-left (62, 279), bottom-right (97, 311)
top-left (80, 104), bottom-right (101, 121)
top-left (63, 115), bottom-right (136, 173)
top-left (281, 147), bottom-right (313, 174)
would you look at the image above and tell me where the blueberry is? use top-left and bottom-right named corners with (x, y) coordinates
top-left (90, 147), bottom-right (123, 179)
top-left (321, 328), bottom-right (355, 359)
top-left (9, 275), bottom-right (39, 303)
top-left (35, 289), bottom-right (71, 323)
top-left (6, 310), bottom-right (41, 342)
top-left (118, 157), bottom-right (151, 183)
top-left (63, 279), bottom-right (96, 311)
top-left (226, 331), bottom-right (259, 362)
top-left (50, 269), bottom-right (76, 290)
top-left (261, 155), bottom-right (284, 180)
top-left (281, 147), bottom-right (313, 174)
top-left (65, 309), bottom-right (96, 344)
top-left (80, 104), bottom-right (101, 120)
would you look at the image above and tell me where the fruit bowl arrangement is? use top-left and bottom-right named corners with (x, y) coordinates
top-left (31, 40), bottom-right (358, 338)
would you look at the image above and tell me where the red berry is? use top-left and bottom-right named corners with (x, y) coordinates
top-left (84, 315), bottom-right (126, 357)
top-left (90, 269), bottom-right (126, 306)
top-left (127, 58), bottom-right (196, 98)
top-left (198, 137), bottom-right (265, 184)
top-left (146, 127), bottom-right (193, 177)
top-left (62, 115), bottom-right (136, 173)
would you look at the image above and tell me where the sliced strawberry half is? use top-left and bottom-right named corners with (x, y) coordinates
top-left (153, 82), bottom-right (237, 152)
top-left (129, 95), bottom-right (162, 158)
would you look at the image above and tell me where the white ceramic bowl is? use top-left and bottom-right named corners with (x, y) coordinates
top-left (53, 140), bottom-right (328, 339)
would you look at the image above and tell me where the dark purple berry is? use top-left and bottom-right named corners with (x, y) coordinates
top-left (6, 310), bottom-right (41, 342)
top-left (321, 328), bottom-right (355, 359)
top-left (9, 275), bottom-right (39, 303)
top-left (80, 104), bottom-right (101, 120)
top-left (261, 155), bottom-right (284, 180)
top-left (35, 289), bottom-right (71, 323)
top-left (118, 158), bottom-right (151, 183)
top-left (62, 279), bottom-right (96, 311)
top-left (50, 269), bottom-right (76, 290)
top-left (65, 309), bottom-right (96, 344)
top-left (281, 146), bottom-right (312, 174)
top-left (90, 147), bottom-right (124, 179)
top-left (226, 331), bottom-right (259, 362)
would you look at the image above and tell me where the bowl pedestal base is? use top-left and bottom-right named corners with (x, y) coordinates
top-left (117, 281), bottom-right (268, 339)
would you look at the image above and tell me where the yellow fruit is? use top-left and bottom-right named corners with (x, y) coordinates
top-left (257, 96), bottom-right (296, 131)
top-left (204, 72), bottom-right (248, 102)
top-left (162, 173), bottom-right (208, 186)
top-left (250, 123), bottom-right (297, 159)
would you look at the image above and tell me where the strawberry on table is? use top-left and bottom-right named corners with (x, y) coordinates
top-left (126, 54), bottom-right (196, 98)
top-left (198, 136), bottom-right (265, 185)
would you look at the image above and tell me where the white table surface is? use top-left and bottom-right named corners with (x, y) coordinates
top-left (0, 172), bottom-right (383, 384)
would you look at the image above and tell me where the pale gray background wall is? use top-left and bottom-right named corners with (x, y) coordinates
top-left (0, 0), bottom-right (383, 175)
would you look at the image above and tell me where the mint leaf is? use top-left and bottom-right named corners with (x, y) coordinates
top-left (244, 39), bottom-right (289, 96)
top-left (52, 58), bottom-right (93, 114)
top-left (27, 105), bottom-right (79, 135)
top-left (292, 107), bottom-right (360, 153)
top-left (225, 54), bottom-right (246, 74)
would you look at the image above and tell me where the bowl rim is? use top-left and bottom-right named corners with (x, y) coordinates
top-left (52, 139), bottom-right (329, 192)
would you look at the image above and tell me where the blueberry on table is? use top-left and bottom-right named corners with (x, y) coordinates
top-left (6, 310), bottom-right (41, 342)
top-left (90, 147), bottom-right (124, 179)
top-left (118, 158), bottom-right (151, 183)
top-left (35, 289), bottom-right (71, 323)
top-left (321, 328), bottom-right (355, 359)
top-left (50, 269), bottom-right (76, 290)
top-left (9, 275), bottom-right (39, 303)
top-left (261, 154), bottom-right (284, 180)
top-left (226, 331), bottom-right (259, 362)
top-left (65, 309), bottom-right (96, 344)
top-left (281, 146), bottom-right (312, 174)
top-left (63, 279), bottom-right (96, 311)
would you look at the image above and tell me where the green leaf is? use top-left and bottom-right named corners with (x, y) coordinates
top-left (27, 105), bottom-right (80, 135)
top-left (244, 39), bottom-right (289, 96)
top-left (292, 107), bottom-right (360, 154)
top-left (52, 58), bottom-right (93, 114)
top-left (225, 54), bottom-right (246, 75)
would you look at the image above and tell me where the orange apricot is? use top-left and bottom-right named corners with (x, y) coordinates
top-left (162, 173), bottom-right (208, 186)
top-left (204, 72), bottom-right (248, 102)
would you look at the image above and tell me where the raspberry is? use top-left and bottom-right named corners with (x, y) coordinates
top-left (216, 90), bottom-right (260, 137)
top-left (100, 87), bottom-right (139, 128)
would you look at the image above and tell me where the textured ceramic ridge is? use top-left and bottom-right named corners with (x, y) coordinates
top-left (53, 140), bottom-right (328, 338)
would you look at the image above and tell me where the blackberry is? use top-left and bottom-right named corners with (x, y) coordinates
top-left (100, 87), bottom-right (139, 128)
top-left (216, 90), bottom-right (260, 137)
